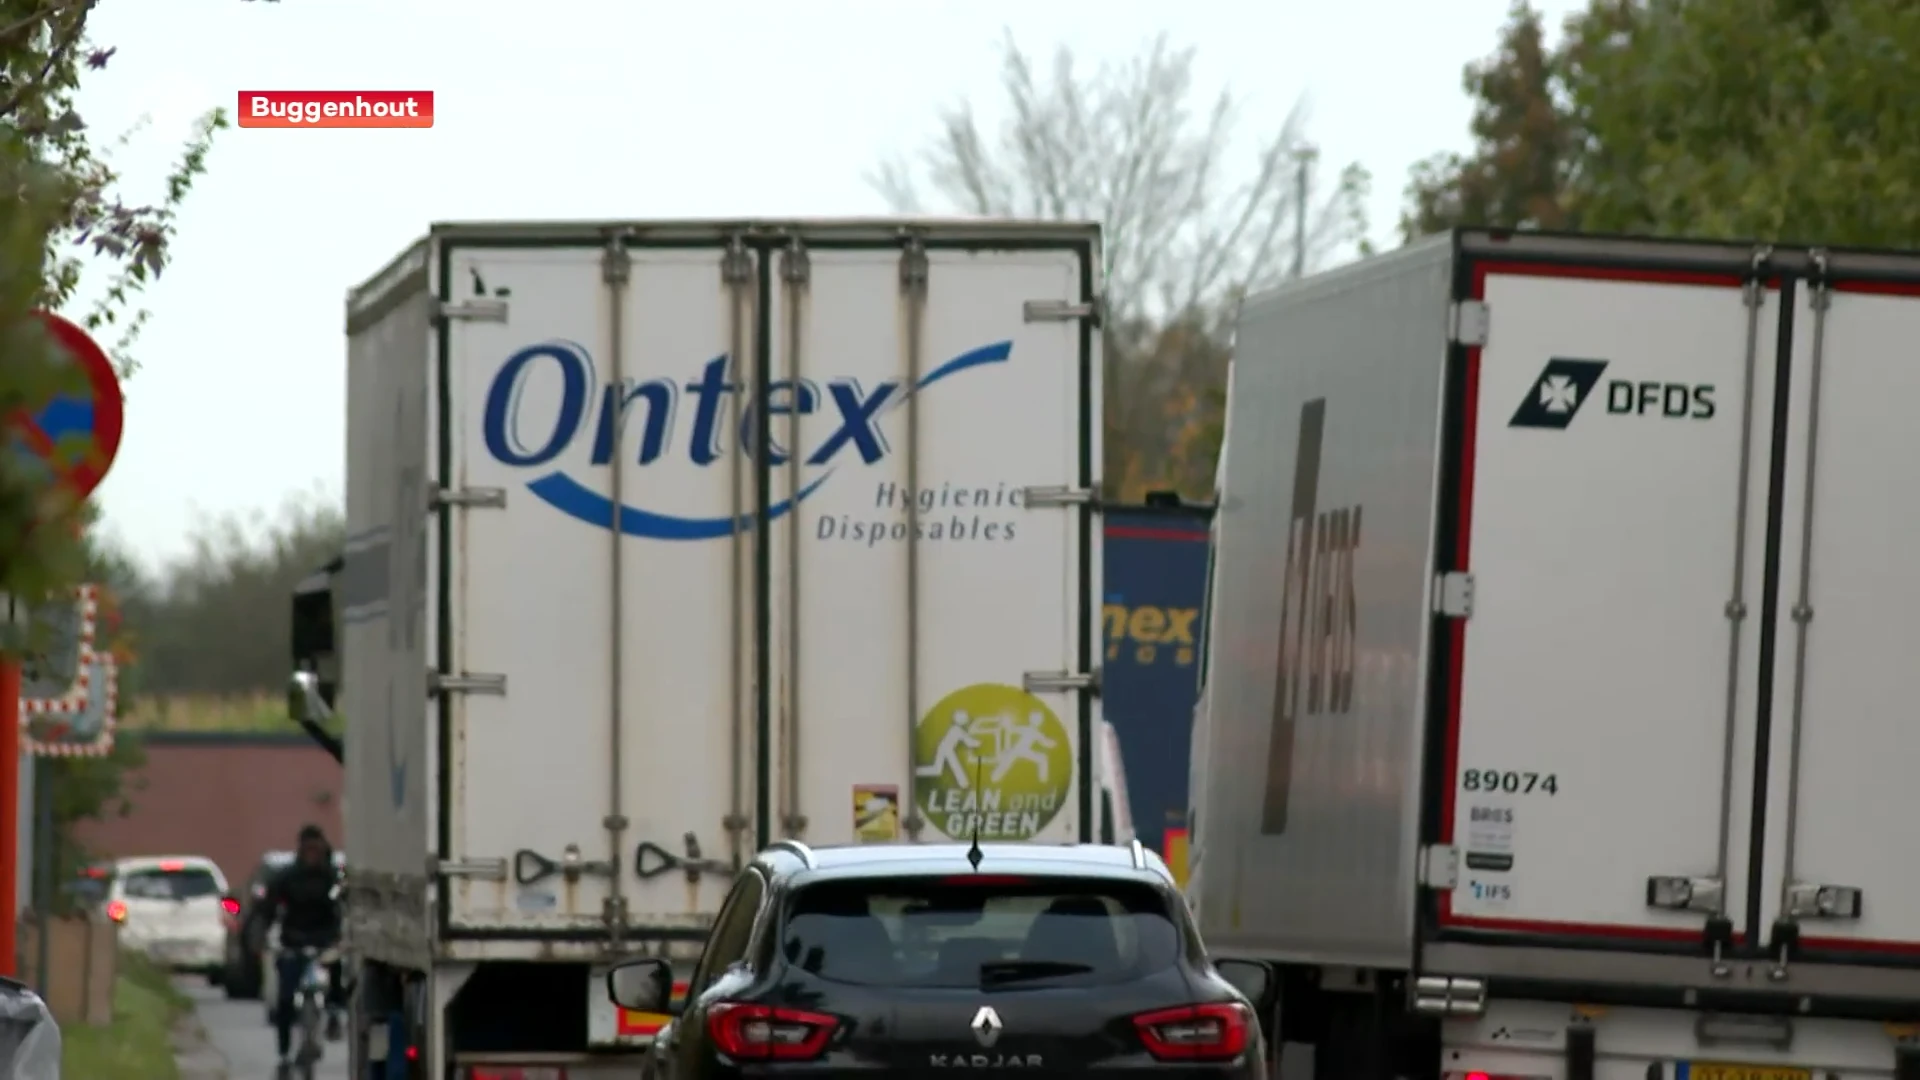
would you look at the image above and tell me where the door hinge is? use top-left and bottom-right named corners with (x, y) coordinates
top-left (899, 238), bottom-right (929, 290)
top-left (1449, 300), bottom-right (1489, 346)
top-left (1411, 974), bottom-right (1486, 1017)
top-left (1784, 881), bottom-right (1863, 920)
top-left (430, 856), bottom-right (508, 881)
top-left (430, 486), bottom-right (506, 510)
top-left (1024, 297), bottom-right (1104, 327)
top-left (1418, 844), bottom-right (1458, 889)
top-left (1023, 670), bottom-right (1100, 696)
top-left (601, 230), bottom-right (633, 285)
top-left (432, 297), bottom-right (509, 324)
top-left (429, 671), bottom-right (507, 697)
top-left (1022, 485), bottom-right (1098, 509)
top-left (1646, 874), bottom-right (1725, 914)
top-left (1434, 572), bottom-right (1474, 618)
top-left (780, 238), bottom-right (810, 285)
top-left (720, 236), bottom-right (753, 285)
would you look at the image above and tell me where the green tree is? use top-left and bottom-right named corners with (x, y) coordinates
top-left (0, 0), bottom-right (225, 615)
top-left (1401, 0), bottom-right (1586, 240)
top-left (130, 494), bottom-right (345, 697)
top-left (1567, 0), bottom-right (1920, 244)
top-left (873, 30), bottom-right (1371, 501)
top-left (1405, 0), bottom-right (1920, 248)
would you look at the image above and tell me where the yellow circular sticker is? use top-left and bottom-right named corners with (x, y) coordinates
top-left (913, 683), bottom-right (1073, 841)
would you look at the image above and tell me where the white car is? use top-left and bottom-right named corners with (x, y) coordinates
top-left (104, 855), bottom-right (231, 978)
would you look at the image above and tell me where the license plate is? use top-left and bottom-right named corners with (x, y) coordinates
top-left (1686, 1063), bottom-right (1811, 1080)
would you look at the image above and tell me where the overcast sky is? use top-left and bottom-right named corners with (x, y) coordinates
top-left (74, 0), bottom-right (1584, 569)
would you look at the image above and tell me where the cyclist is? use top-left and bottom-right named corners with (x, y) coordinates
top-left (251, 823), bottom-right (345, 1070)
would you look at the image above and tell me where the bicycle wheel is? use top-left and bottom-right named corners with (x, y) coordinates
top-left (299, 996), bottom-right (325, 1064)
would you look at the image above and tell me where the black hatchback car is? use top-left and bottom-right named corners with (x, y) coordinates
top-left (606, 840), bottom-right (1266, 1077)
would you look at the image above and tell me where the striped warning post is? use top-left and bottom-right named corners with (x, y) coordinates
top-left (18, 585), bottom-right (116, 758)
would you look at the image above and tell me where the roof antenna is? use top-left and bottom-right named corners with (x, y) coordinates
top-left (965, 750), bottom-right (985, 871)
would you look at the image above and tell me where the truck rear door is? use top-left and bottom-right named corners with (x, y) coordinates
top-left (439, 235), bottom-right (756, 936)
top-left (1758, 265), bottom-right (1920, 957)
top-left (1441, 256), bottom-right (1782, 943)
top-left (761, 235), bottom-right (1101, 850)
top-left (436, 224), bottom-right (1102, 944)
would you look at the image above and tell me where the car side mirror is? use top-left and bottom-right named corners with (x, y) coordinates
top-left (1213, 958), bottom-right (1277, 1013)
top-left (606, 958), bottom-right (673, 1014)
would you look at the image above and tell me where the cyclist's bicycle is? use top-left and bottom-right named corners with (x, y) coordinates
top-left (284, 945), bottom-right (338, 1080)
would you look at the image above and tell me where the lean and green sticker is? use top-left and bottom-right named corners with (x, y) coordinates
top-left (913, 682), bottom-right (1073, 841)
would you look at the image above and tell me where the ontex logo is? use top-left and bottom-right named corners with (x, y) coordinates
top-left (1508, 358), bottom-right (1609, 429)
top-left (481, 339), bottom-right (1012, 539)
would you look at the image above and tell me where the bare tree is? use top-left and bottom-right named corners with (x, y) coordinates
top-left (874, 31), bottom-right (1371, 324)
top-left (872, 30), bottom-right (1372, 499)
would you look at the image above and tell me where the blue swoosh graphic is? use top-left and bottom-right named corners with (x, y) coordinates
top-left (529, 471), bottom-right (834, 539)
top-left (525, 340), bottom-right (1013, 540)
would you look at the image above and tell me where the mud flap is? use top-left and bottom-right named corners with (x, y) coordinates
top-left (1566, 1023), bottom-right (1595, 1080)
top-left (1896, 1040), bottom-right (1920, 1080)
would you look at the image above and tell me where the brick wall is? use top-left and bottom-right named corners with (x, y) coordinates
top-left (69, 733), bottom-right (344, 889)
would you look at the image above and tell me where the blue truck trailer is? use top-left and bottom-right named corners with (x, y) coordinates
top-left (1103, 498), bottom-right (1213, 887)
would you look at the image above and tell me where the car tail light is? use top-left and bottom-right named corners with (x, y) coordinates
top-left (106, 900), bottom-right (128, 923)
top-left (1444, 1073), bottom-right (1552, 1080)
top-left (463, 1069), bottom-right (565, 1080)
top-left (707, 1002), bottom-right (838, 1061)
top-left (1133, 1002), bottom-right (1251, 1062)
top-left (220, 897), bottom-right (241, 916)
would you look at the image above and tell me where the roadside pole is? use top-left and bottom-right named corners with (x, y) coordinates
top-left (0, 655), bottom-right (19, 977)
top-left (32, 754), bottom-right (49, 994)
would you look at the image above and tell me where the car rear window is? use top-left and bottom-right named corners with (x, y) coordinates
top-left (780, 875), bottom-right (1180, 988)
top-left (122, 867), bottom-right (222, 901)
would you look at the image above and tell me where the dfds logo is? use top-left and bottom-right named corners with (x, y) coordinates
top-left (481, 338), bottom-right (1012, 540)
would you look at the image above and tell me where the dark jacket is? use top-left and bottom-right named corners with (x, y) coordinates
top-left (257, 848), bottom-right (342, 950)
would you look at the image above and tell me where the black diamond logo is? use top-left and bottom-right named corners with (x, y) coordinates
top-left (1509, 358), bottom-right (1609, 430)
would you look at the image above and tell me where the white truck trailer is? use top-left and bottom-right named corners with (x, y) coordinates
top-left (1189, 228), bottom-right (1920, 1080)
top-left (288, 219), bottom-right (1113, 1079)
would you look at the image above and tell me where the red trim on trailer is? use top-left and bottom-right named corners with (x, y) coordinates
top-left (1471, 260), bottom-right (1748, 289)
top-left (1437, 260), bottom-right (1764, 942)
top-left (1829, 279), bottom-right (1920, 297)
top-left (1445, 914), bottom-right (1713, 942)
top-left (1103, 525), bottom-right (1209, 542)
top-left (1799, 935), bottom-right (1920, 956)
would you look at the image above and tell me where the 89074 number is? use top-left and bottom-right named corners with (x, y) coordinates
top-left (1461, 769), bottom-right (1557, 795)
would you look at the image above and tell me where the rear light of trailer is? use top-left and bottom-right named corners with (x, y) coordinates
top-left (1133, 1002), bottom-right (1251, 1062)
top-left (707, 1002), bottom-right (838, 1061)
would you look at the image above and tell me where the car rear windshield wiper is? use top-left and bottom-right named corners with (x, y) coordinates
top-left (978, 960), bottom-right (1096, 986)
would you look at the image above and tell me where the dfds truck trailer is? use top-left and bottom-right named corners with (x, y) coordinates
top-left (1191, 229), bottom-right (1920, 1080)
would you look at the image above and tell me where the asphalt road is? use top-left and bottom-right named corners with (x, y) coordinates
top-left (177, 977), bottom-right (349, 1080)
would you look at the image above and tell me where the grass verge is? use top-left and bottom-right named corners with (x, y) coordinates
top-left (60, 950), bottom-right (192, 1080)
top-left (126, 691), bottom-right (345, 735)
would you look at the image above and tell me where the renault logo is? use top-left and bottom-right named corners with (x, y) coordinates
top-left (971, 1006), bottom-right (1002, 1048)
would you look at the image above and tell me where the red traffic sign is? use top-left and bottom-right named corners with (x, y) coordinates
top-left (8, 311), bottom-right (123, 501)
